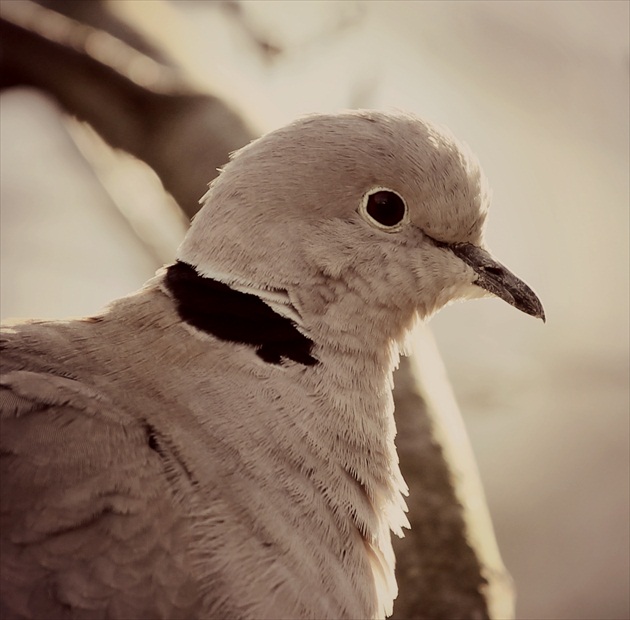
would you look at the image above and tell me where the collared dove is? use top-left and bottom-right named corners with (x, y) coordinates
top-left (0, 110), bottom-right (544, 620)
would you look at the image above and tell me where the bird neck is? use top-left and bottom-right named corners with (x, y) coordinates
top-left (158, 262), bottom-right (408, 616)
top-left (161, 259), bottom-right (410, 524)
top-left (163, 261), bottom-right (318, 366)
top-left (294, 267), bottom-right (419, 371)
top-left (162, 260), bottom-right (416, 394)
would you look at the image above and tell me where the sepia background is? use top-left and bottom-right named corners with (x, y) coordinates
top-left (1, 1), bottom-right (628, 618)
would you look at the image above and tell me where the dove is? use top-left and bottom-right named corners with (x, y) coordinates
top-left (0, 110), bottom-right (544, 620)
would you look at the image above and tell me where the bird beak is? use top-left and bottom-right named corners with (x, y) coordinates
top-left (450, 243), bottom-right (546, 322)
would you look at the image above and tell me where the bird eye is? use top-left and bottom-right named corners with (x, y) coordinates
top-left (360, 188), bottom-right (408, 231)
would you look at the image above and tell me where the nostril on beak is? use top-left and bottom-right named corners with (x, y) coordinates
top-left (483, 265), bottom-right (504, 277)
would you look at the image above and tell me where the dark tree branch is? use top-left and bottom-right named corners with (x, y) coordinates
top-left (392, 356), bottom-right (489, 619)
top-left (0, 0), bottom-right (256, 218)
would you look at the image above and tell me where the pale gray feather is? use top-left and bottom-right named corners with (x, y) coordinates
top-left (0, 110), bottom-right (543, 620)
top-left (1, 317), bottom-right (203, 620)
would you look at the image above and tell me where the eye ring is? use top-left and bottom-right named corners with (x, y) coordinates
top-left (359, 187), bottom-right (409, 232)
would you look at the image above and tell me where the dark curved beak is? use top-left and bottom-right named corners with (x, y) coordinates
top-left (450, 243), bottom-right (546, 322)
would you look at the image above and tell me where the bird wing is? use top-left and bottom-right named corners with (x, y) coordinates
top-left (0, 352), bottom-right (201, 619)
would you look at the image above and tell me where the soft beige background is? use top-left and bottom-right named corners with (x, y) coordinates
top-left (1, 1), bottom-right (628, 618)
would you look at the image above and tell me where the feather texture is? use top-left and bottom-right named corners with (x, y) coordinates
top-left (1, 110), bottom-right (542, 619)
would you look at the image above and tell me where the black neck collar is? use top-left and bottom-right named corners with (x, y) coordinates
top-left (164, 261), bottom-right (317, 366)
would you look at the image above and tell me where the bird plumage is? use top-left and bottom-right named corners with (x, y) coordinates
top-left (1, 110), bottom-right (543, 619)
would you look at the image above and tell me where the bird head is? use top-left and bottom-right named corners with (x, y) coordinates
top-left (178, 110), bottom-right (544, 336)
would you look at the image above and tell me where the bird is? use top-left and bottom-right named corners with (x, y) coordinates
top-left (0, 110), bottom-right (544, 620)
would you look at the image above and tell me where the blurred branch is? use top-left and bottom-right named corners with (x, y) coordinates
top-left (392, 325), bottom-right (515, 619)
top-left (0, 0), bottom-right (255, 218)
top-left (0, 1), bottom-right (513, 618)
top-left (392, 356), bottom-right (489, 618)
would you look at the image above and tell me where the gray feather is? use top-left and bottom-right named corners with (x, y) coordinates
top-left (0, 111), bottom-right (543, 619)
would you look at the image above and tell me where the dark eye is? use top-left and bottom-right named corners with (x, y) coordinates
top-left (362, 189), bottom-right (407, 230)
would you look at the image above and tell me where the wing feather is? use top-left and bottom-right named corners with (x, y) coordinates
top-left (0, 364), bottom-right (201, 619)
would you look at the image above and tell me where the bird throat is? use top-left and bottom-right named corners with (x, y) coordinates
top-left (164, 261), bottom-right (318, 366)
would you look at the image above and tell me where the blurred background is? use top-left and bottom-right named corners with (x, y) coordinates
top-left (1, 1), bottom-right (628, 618)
